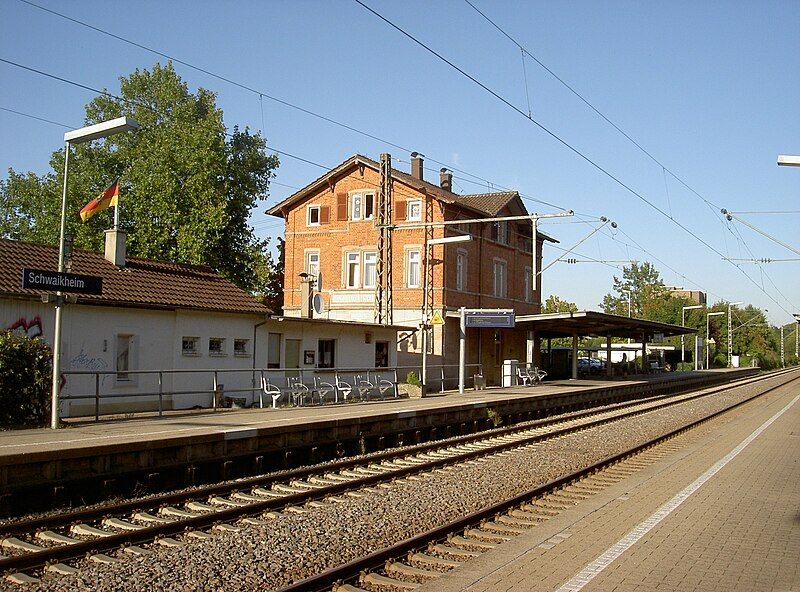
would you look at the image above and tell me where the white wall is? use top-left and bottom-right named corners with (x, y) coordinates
top-left (2, 298), bottom-right (399, 417)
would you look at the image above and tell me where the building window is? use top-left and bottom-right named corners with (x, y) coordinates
top-left (363, 251), bottom-right (377, 288)
top-left (351, 194), bottom-right (363, 220)
top-left (493, 221), bottom-right (508, 244)
top-left (493, 259), bottom-right (507, 298)
top-left (524, 266), bottom-right (533, 302)
top-left (306, 250), bottom-right (321, 290)
top-left (307, 205), bottom-right (320, 226)
top-left (407, 200), bottom-right (422, 221)
top-left (116, 334), bottom-right (133, 381)
top-left (456, 250), bottom-right (467, 292)
top-left (346, 251), bottom-right (360, 288)
top-left (209, 337), bottom-right (226, 356)
top-left (182, 336), bottom-right (200, 356)
top-left (407, 249), bottom-right (421, 288)
top-left (318, 339), bottom-right (335, 368)
top-left (234, 339), bottom-right (249, 356)
top-left (267, 333), bottom-right (281, 368)
top-left (364, 193), bottom-right (375, 219)
top-left (375, 341), bottom-right (389, 368)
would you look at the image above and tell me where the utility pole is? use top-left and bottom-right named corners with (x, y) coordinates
top-left (727, 301), bottom-right (743, 367)
top-left (374, 153), bottom-right (393, 325)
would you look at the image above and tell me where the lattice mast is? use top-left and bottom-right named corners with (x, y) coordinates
top-left (375, 153), bottom-right (393, 325)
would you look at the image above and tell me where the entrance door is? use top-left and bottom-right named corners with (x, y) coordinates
top-left (375, 341), bottom-right (389, 368)
top-left (286, 339), bottom-right (301, 368)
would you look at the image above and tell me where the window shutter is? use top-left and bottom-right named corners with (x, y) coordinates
top-left (336, 193), bottom-right (348, 220)
top-left (395, 200), bottom-right (407, 221)
top-left (319, 205), bottom-right (330, 224)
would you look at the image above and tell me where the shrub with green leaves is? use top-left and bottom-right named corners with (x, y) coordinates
top-left (0, 331), bottom-right (52, 427)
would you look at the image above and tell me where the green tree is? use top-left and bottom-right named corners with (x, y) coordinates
top-left (600, 262), bottom-right (671, 320)
top-left (1, 62), bottom-right (280, 297)
top-left (542, 294), bottom-right (578, 314)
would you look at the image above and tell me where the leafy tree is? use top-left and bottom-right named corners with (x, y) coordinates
top-left (1, 62), bottom-right (280, 297)
top-left (600, 261), bottom-right (670, 319)
top-left (542, 294), bottom-right (578, 314)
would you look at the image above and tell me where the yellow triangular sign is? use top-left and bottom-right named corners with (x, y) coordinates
top-left (431, 310), bottom-right (445, 325)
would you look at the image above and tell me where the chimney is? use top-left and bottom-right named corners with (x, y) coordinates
top-left (104, 228), bottom-right (126, 268)
top-left (440, 168), bottom-right (452, 192)
top-left (411, 151), bottom-right (424, 181)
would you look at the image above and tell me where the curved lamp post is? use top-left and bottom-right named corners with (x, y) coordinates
top-left (51, 117), bottom-right (139, 429)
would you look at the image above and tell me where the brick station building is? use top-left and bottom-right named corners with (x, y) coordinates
top-left (267, 153), bottom-right (557, 385)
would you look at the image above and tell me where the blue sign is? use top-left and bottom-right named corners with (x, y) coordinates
top-left (464, 311), bottom-right (515, 328)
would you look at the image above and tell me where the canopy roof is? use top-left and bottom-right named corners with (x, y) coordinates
top-left (515, 310), bottom-right (697, 340)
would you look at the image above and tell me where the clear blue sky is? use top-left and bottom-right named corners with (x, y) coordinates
top-left (1, 0), bottom-right (798, 326)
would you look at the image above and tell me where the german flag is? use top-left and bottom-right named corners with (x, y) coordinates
top-left (79, 179), bottom-right (119, 222)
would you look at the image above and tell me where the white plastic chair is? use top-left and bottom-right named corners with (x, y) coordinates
top-left (376, 374), bottom-right (395, 399)
top-left (314, 376), bottom-right (335, 404)
top-left (334, 375), bottom-right (352, 403)
top-left (356, 374), bottom-right (374, 401)
top-left (261, 377), bottom-right (283, 409)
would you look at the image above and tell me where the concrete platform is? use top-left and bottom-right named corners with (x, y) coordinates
top-left (420, 369), bottom-right (799, 592)
top-left (0, 368), bottom-right (756, 512)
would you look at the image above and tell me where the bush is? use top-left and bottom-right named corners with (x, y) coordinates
top-left (405, 371), bottom-right (421, 386)
top-left (0, 331), bottom-right (52, 427)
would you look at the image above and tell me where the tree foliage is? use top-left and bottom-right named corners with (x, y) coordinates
top-left (600, 261), bottom-right (669, 318)
top-left (542, 294), bottom-right (578, 314)
top-left (1, 62), bottom-right (280, 298)
top-left (0, 331), bottom-right (52, 427)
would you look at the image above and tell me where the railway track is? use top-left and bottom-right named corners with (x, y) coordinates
top-left (1, 369), bottom-right (795, 586)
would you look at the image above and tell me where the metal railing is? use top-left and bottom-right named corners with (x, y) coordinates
top-left (59, 363), bottom-right (483, 421)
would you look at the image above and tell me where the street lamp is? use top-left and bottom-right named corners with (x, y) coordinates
top-left (777, 154), bottom-right (800, 167)
top-left (727, 301), bottom-right (744, 367)
top-left (681, 305), bottom-right (703, 364)
top-left (421, 234), bottom-right (472, 392)
top-left (706, 311), bottom-right (725, 370)
top-left (51, 116), bottom-right (139, 429)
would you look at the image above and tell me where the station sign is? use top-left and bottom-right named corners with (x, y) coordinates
top-left (464, 310), bottom-right (515, 328)
top-left (22, 268), bottom-right (103, 295)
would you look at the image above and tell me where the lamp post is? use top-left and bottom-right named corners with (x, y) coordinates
top-left (51, 117), bottom-right (139, 429)
top-left (706, 311), bottom-right (725, 370)
top-left (727, 301), bottom-right (744, 367)
top-left (421, 234), bottom-right (471, 393)
top-left (681, 304), bottom-right (703, 364)
top-left (777, 154), bottom-right (800, 167)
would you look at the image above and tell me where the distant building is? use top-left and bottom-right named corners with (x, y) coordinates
top-left (668, 287), bottom-right (706, 305)
top-left (0, 236), bottom-right (396, 417)
top-left (267, 153), bottom-right (558, 384)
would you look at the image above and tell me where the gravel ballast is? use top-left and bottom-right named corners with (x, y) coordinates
top-left (11, 373), bottom-right (793, 592)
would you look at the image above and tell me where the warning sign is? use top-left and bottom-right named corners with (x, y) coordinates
top-left (430, 310), bottom-right (445, 325)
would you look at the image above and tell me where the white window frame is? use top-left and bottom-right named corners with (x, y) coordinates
top-left (351, 193), bottom-right (363, 221)
top-left (307, 204), bottom-right (321, 226)
top-left (182, 336), bottom-right (200, 357)
top-left (493, 258), bottom-right (507, 298)
top-left (407, 200), bottom-right (422, 222)
top-left (209, 337), bottom-right (227, 357)
top-left (345, 251), bottom-right (361, 289)
top-left (495, 221), bottom-right (508, 244)
top-left (364, 192), bottom-right (375, 220)
top-left (456, 249), bottom-right (467, 292)
top-left (363, 251), bottom-right (377, 288)
top-left (306, 250), bottom-right (320, 289)
top-left (407, 249), bottom-right (421, 288)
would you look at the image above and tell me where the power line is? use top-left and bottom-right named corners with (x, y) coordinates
top-left (354, 0), bottom-right (797, 319)
top-left (13, 0), bottom-right (565, 212)
top-left (0, 106), bottom-right (71, 129)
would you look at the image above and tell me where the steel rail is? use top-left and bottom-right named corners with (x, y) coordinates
top-left (2, 371), bottom-right (762, 536)
top-left (277, 370), bottom-right (799, 592)
top-left (0, 370), bottom-right (792, 575)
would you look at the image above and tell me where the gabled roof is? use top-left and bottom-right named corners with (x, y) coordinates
top-left (266, 154), bottom-right (523, 219)
top-left (0, 239), bottom-right (270, 316)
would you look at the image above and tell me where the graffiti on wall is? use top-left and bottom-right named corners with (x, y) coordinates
top-left (6, 315), bottom-right (44, 339)
top-left (70, 348), bottom-right (108, 372)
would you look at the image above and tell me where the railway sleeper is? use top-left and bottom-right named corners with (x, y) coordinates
top-left (133, 511), bottom-right (173, 524)
top-left (6, 572), bottom-right (39, 585)
top-left (447, 535), bottom-right (496, 551)
top-left (37, 530), bottom-right (80, 544)
top-left (252, 487), bottom-right (289, 498)
top-left (209, 496), bottom-right (249, 507)
top-left (122, 545), bottom-right (152, 557)
top-left (103, 517), bottom-right (147, 531)
top-left (160, 506), bottom-right (201, 518)
top-left (46, 562), bottom-right (78, 575)
top-left (384, 560), bottom-right (442, 582)
top-left (463, 528), bottom-right (511, 543)
top-left (334, 584), bottom-right (370, 592)
top-left (407, 551), bottom-right (461, 571)
top-left (495, 514), bottom-right (540, 527)
top-left (429, 543), bottom-right (481, 560)
top-left (360, 571), bottom-right (420, 591)
top-left (479, 520), bottom-right (528, 535)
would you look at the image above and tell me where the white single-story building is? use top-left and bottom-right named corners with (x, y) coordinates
top-left (0, 236), bottom-right (398, 417)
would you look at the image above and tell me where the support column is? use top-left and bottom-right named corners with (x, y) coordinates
top-left (606, 335), bottom-right (612, 378)
top-left (571, 334), bottom-right (578, 379)
top-left (642, 333), bottom-right (647, 373)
